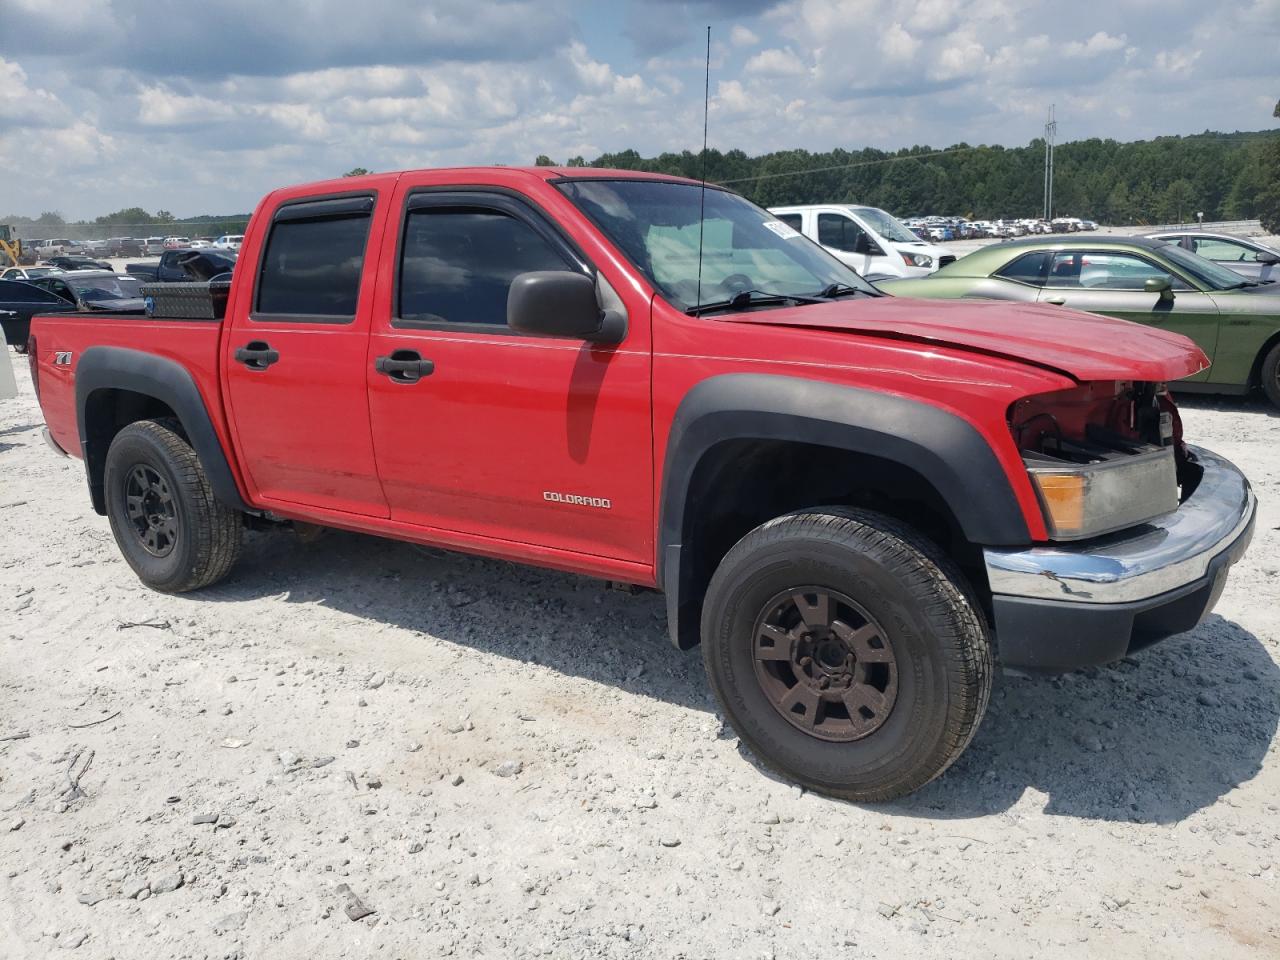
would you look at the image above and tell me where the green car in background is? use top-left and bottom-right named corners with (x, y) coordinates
top-left (880, 236), bottom-right (1280, 407)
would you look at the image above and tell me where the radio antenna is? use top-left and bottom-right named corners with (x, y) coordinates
top-left (694, 25), bottom-right (711, 311)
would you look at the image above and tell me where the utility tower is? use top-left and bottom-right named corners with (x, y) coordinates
top-left (1043, 104), bottom-right (1057, 221)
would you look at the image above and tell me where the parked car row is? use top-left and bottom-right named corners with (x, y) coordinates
top-left (16, 233), bottom-right (246, 259)
top-left (900, 216), bottom-right (1099, 241)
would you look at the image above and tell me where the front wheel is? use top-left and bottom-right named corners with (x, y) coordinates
top-left (104, 419), bottom-right (243, 592)
top-left (701, 508), bottom-right (991, 802)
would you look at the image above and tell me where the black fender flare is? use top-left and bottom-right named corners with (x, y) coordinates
top-left (75, 346), bottom-right (250, 514)
top-left (658, 374), bottom-right (1031, 648)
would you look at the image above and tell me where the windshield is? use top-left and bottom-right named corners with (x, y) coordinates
top-left (850, 206), bottom-right (921, 244)
top-left (65, 275), bottom-right (143, 300)
top-left (556, 179), bottom-right (876, 309)
top-left (1159, 242), bottom-right (1258, 289)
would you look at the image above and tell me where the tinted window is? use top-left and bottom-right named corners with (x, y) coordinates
top-left (817, 213), bottom-right (866, 253)
top-left (0, 280), bottom-right (61, 303)
top-left (256, 213), bottom-right (371, 317)
top-left (776, 213), bottom-right (803, 231)
top-left (397, 208), bottom-right (569, 326)
top-left (995, 252), bottom-right (1049, 284)
top-left (1047, 252), bottom-right (1191, 290)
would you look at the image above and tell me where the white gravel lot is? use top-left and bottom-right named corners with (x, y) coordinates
top-left (0, 355), bottom-right (1277, 960)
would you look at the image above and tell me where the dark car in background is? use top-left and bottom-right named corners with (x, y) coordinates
top-left (127, 248), bottom-right (237, 283)
top-left (46, 255), bottom-right (113, 271)
top-left (0, 278), bottom-right (77, 349)
top-left (1146, 231), bottom-right (1280, 282)
top-left (29, 271), bottom-right (147, 315)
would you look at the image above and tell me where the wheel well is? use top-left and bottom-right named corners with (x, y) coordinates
top-left (82, 388), bottom-right (181, 514)
top-left (671, 439), bottom-right (987, 649)
top-left (1249, 330), bottom-right (1280, 387)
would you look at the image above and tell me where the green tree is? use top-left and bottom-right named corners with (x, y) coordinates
top-left (35, 211), bottom-right (65, 226)
top-left (534, 155), bottom-right (556, 166)
top-left (343, 167), bottom-right (370, 177)
top-left (95, 207), bottom-right (154, 226)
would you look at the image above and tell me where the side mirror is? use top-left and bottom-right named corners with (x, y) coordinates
top-left (1144, 276), bottom-right (1175, 301)
top-left (852, 233), bottom-right (874, 255)
top-left (1258, 253), bottom-right (1280, 265)
top-left (507, 271), bottom-right (625, 344)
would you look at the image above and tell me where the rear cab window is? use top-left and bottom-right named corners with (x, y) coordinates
top-left (254, 195), bottom-right (375, 322)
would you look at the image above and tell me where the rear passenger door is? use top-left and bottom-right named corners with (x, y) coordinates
top-left (222, 192), bottom-right (391, 516)
top-left (365, 187), bottom-right (653, 566)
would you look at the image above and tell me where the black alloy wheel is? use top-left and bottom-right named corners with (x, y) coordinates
top-left (123, 463), bottom-right (179, 557)
top-left (752, 587), bottom-right (898, 742)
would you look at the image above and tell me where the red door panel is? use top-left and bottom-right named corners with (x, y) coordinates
top-left (222, 186), bottom-right (392, 517)
top-left (367, 329), bottom-right (652, 562)
top-left (364, 173), bottom-right (655, 566)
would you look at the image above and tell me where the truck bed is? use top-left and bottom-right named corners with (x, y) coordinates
top-left (31, 312), bottom-right (225, 459)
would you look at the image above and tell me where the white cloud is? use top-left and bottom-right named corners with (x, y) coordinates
top-left (0, 0), bottom-right (1275, 219)
top-left (1063, 31), bottom-right (1127, 57)
top-left (744, 48), bottom-right (807, 78)
top-left (879, 22), bottom-right (921, 61)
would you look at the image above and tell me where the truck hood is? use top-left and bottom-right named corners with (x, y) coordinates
top-left (720, 295), bottom-right (1208, 382)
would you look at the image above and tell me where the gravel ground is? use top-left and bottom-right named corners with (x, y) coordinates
top-left (0, 358), bottom-right (1277, 960)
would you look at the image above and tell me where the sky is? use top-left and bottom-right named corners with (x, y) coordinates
top-left (0, 0), bottom-right (1277, 220)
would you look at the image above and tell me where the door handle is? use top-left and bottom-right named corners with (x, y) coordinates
top-left (234, 341), bottom-right (279, 370)
top-left (375, 349), bottom-right (435, 384)
top-left (1043, 296), bottom-right (1066, 305)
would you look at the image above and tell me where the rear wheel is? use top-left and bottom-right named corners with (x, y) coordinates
top-left (701, 508), bottom-right (991, 802)
top-left (1260, 341), bottom-right (1280, 409)
top-left (104, 419), bottom-right (242, 592)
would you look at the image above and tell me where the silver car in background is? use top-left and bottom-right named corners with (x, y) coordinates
top-left (1147, 230), bottom-right (1280, 282)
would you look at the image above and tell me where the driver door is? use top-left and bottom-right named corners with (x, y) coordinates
top-left (1036, 250), bottom-right (1219, 382)
top-left (365, 185), bottom-right (654, 565)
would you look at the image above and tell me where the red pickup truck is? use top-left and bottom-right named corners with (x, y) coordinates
top-left (28, 167), bottom-right (1256, 801)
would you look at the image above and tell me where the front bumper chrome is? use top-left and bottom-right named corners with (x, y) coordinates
top-left (984, 445), bottom-right (1255, 605)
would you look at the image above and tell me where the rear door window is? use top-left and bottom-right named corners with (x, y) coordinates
top-left (255, 197), bottom-right (374, 320)
top-left (0, 279), bottom-right (63, 303)
top-left (1189, 237), bottom-right (1258, 262)
top-left (1047, 252), bottom-right (1191, 290)
top-left (994, 252), bottom-right (1050, 285)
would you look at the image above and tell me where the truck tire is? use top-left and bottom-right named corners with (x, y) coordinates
top-left (103, 419), bottom-right (242, 592)
top-left (1261, 341), bottom-right (1280, 409)
top-left (701, 507), bottom-right (991, 802)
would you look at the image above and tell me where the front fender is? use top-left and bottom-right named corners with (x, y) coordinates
top-left (658, 374), bottom-right (1030, 647)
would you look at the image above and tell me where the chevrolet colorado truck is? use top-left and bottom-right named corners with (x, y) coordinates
top-left (28, 167), bottom-right (1257, 801)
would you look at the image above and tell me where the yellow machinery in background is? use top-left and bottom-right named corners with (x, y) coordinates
top-left (0, 226), bottom-right (22, 267)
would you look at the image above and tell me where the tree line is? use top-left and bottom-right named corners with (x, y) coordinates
top-left (8, 119), bottom-right (1277, 237)
top-left (1, 207), bottom-right (249, 241)
top-left (554, 125), bottom-right (1280, 230)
